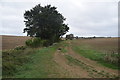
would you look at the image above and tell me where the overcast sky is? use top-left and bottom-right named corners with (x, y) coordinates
top-left (0, 0), bottom-right (119, 37)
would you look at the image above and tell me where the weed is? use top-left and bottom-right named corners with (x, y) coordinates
top-left (61, 48), bottom-right (67, 53)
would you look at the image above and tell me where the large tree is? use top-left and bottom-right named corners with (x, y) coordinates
top-left (23, 4), bottom-right (69, 43)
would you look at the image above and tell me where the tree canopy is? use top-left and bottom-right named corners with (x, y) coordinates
top-left (23, 4), bottom-right (69, 43)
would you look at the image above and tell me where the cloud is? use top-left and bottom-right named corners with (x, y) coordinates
top-left (0, 0), bottom-right (118, 37)
top-left (64, 2), bottom-right (118, 37)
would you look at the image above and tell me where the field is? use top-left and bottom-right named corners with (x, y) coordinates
top-left (1, 35), bottom-right (31, 50)
top-left (2, 37), bottom-right (119, 78)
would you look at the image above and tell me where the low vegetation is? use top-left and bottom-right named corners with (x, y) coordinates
top-left (2, 42), bottom-right (62, 78)
top-left (72, 42), bottom-right (119, 70)
top-left (25, 38), bottom-right (50, 47)
top-left (2, 38), bottom-right (119, 78)
top-left (65, 55), bottom-right (115, 78)
top-left (15, 45), bottom-right (58, 78)
top-left (2, 47), bottom-right (36, 78)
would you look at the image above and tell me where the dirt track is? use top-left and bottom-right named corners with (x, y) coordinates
top-left (54, 50), bottom-right (90, 78)
top-left (54, 40), bottom-right (118, 78)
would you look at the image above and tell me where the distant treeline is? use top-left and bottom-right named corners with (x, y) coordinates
top-left (65, 34), bottom-right (114, 40)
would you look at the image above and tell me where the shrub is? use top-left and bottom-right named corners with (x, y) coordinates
top-left (25, 38), bottom-right (52, 47)
top-left (41, 40), bottom-right (51, 47)
top-left (25, 38), bottom-right (41, 47)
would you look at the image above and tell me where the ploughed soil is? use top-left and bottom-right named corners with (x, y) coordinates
top-left (71, 38), bottom-right (119, 53)
top-left (1, 35), bottom-right (31, 50)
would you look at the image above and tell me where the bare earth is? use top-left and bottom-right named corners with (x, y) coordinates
top-left (1, 35), bottom-right (31, 50)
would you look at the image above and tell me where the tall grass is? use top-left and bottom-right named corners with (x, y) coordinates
top-left (2, 47), bottom-right (36, 78)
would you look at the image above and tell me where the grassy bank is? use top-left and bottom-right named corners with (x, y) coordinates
top-left (2, 47), bottom-right (36, 78)
top-left (2, 41), bottom-right (66, 78)
top-left (72, 45), bottom-right (119, 70)
top-left (15, 46), bottom-right (57, 78)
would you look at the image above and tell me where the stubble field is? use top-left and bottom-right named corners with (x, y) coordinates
top-left (1, 35), bottom-right (31, 50)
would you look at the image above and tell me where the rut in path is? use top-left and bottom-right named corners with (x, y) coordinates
top-left (54, 42), bottom-right (118, 78)
top-left (54, 49), bottom-right (90, 78)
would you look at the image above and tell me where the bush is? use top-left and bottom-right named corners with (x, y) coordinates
top-left (25, 38), bottom-right (51, 47)
top-left (25, 38), bottom-right (41, 47)
top-left (41, 40), bottom-right (52, 47)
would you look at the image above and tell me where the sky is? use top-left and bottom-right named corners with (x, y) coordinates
top-left (0, 0), bottom-right (119, 37)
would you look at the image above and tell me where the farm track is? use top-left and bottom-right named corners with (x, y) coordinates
top-left (54, 41), bottom-right (118, 78)
top-left (54, 49), bottom-right (90, 78)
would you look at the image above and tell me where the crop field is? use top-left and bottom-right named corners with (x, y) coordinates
top-left (1, 35), bottom-right (31, 50)
top-left (2, 37), bottom-right (119, 78)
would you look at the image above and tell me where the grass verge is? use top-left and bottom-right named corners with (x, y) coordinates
top-left (65, 55), bottom-right (116, 78)
top-left (72, 45), bottom-right (119, 70)
top-left (2, 40), bottom-right (68, 78)
top-left (2, 47), bottom-right (36, 78)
